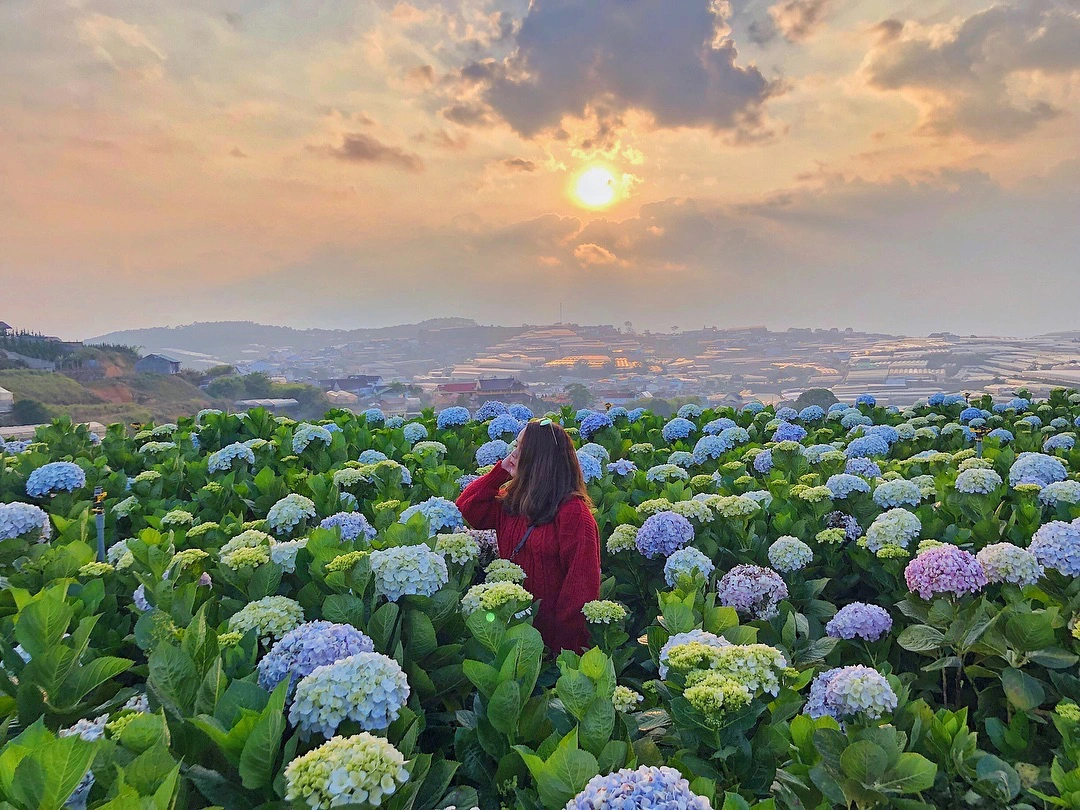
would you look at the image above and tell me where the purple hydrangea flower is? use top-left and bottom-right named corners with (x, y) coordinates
top-left (1029, 520), bottom-right (1080, 577)
top-left (845, 457), bottom-right (882, 478)
top-left (717, 564), bottom-right (788, 620)
top-left (580, 411), bottom-right (614, 441)
top-left (806, 665), bottom-right (896, 721)
top-left (475, 400), bottom-right (509, 421)
top-left (320, 512), bottom-right (377, 543)
top-left (904, 545), bottom-right (987, 599)
top-left (607, 459), bottom-right (637, 476)
top-left (566, 766), bottom-right (710, 810)
top-left (774, 422), bottom-right (807, 443)
top-left (635, 512), bottom-right (694, 559)
top-left (753, 450), bottom-right (773, 474)
top-left (258, 620), bottom-right (375, 697)
top-left (826, 603), bottom-right (892, 641)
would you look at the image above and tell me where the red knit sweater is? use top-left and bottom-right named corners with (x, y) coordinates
top-left (456, 464), bottom-right (600, 655)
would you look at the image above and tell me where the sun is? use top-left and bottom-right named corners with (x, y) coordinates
top-left (573, 166), bottom-right (617, 209)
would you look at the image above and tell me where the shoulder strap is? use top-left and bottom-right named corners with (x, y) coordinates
top-left (509, 525), bottom-right (535, 559)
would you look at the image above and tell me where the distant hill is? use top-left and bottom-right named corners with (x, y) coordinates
top-left (88, 318), bottom-right (481, 363)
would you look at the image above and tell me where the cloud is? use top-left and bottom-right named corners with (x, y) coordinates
top-left (77, 13), bottom-right (166, 80)
top-left (768, 0), bottom-right (831, 42)
top-left (574, 242), bottom-right (626, 267)
top-left (862, 1), bottom-right (1080, 139)
top-left (502, 158), bottom-right (537, 172)
top-left (455, 0), bottom-right (771, 138)
top-left (317, 133), bottom-right (423, 171)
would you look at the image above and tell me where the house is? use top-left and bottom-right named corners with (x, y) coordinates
top-left (320, 375), bottom-right (383, 396)
top-left (234, 398), bottom-right (300, 412)
top-left (0, 322), bottom-right (12, 338)
top-left (326, 390), bottom-right (360, 407)
top-left (135, 354), bottom-right (181, 375)
top-left (433, 377), bottom-right (530, 407)
top-left (0, 386), bottom-right (13, 414)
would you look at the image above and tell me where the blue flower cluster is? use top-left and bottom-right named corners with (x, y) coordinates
top-left (752, 449), bottom-right (773, 474)
top-left (358, 449), bottom-right (387, 464)
top-left (475, 400), bottom-right (509, 421)
top-left (509, 403), bottom-right (533, 420)
top-left (398, 497), bottom-right (463, 534)
top-left (1009, 452), bottom-right (1068, 487)
top-left (26, 461), bottom-right (86, 497)
top-left (627, 407), bottom-right (647, 422)
top-left (841, 411), bottom-right (873, 430)
top-left (488, 414), bottom-right (523, 440)
top-left (845, 456), bottom-right (882, 478)
top-left (856, 394), bottom-right (877, 407)
top-left (663, 547), bottom-right (714, 586)
top-left (267, 494), bottom-right (317, 534)
top-left (207, 442), bottom-right (255, 473)
top-left (661, 417), bottom-right (696, 443)
top-left (476, 439), bottom-right (510, 467)
top-left (402, 422), bottom-right (428, 444)
top-left (865, 424), bottom-right (899, 445)
top-left (289, 652), bottom-right (410, 738)
top-left (292, 423), bottom-right (333, 454)
top-left (319, 512), bottom-right (376, 543)
top-left (578, 450), bottom-right (602, 482)
top-left (1029, 520), bottom-right (1080, 577)
top-left (691, 435), bottom-right (729, 464)
top-left (607, 459), bottom-right (637, 477)
top-left (370, 544), bottom-right (449, 601)
top-left (773, 422), bottom-right (807, 443)
top-left (776, 407), bottom-right (798, 421)
top-left (826, 474), bottom-right (871, 500)
top-left (806, 666), bottom-right (896, 721)
top-left (384, 416), bottom-right (404, 429)
top-left (608, 406), bottom-right (628, 419)
top-left (717, 564), bottom-right (788, 620)
top-left (0, 502), bottom-right (50, 542)
top-left (258, 621), bottom-right (374, 696)
top-left (666, 451), bottom-right (694, 468)
top-left (566, 766), bottom-right (711, 810)
top-left (798, 405), bottom-right (825, 422)
top-left (635, 512), bottom-right (694, 559)
top-left (703, 417), bottom-right (737, 434)
top-left (872, 479), bottom-right (922, 509)
top-left (742, 402), bottom-right (765, 414)
top-left (1044, 434), bottom-right (1076, 453)
top-left (361, 408), bottom-right (385, 425)
top-left (580, 443), bottom-right (610, 462)
top-left (845, 435), bottom-right (890, 459)
top-left (988, 428), bottom-right (1014, 443)
top-left (677, 404), bottom-right (703, 419)
top-left (436, 407), bottom-right (470, 429)
top-left (826, 603), bottom-right (892, 641)
top-left (579, 411), bottom-right (614, 441)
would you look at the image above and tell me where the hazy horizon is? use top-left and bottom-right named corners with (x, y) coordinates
top-left (3, 0), bottom-right (1079, 339)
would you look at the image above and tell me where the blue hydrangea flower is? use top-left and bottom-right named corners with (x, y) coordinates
top-left (509, 404), bottom-right (533, 420)
top-left (664, 547), bottom-right (715, 586)
top-left (566, 766), bottom-right (710, 810)
top-left (928, 393), bottom-right (946, 407)
top-left (1029, 521), bottom-right (1080, 576)
top-left (1009, 453), bottom-right (1068, 487)
top-left (358, 449), bottom-right (388, 464)
top-left (798, 405), bottom-right (825, 422)
top-left (717, 564), bottom-right (788, 619)
top-left (742, 402), bottom-right (765, 415)
top-left (865, 424), bottom-right (900, 445)
top-left (646, 464), bottom-right (690, 483)
top-left (635, 512), bottom-right (694, 559)
top-left (1008, 398), bottom-right (1030, 412)
top-left (579, 411), bottom-right (614, 441)
top-left (370, 545), bottom-right (449, 601)
top-left (398, 497), bottom-right (463, 534)
top-left (488, 414), bottom-right (523, 440)
top-left (362, 408), bottom-right (385, 425)
top-left (475, 401), bottom-right (509, 421)
top-left (476, 440), bottom-right (511, 467)
top-left (768, 537), bottom-right (814, 572)
top-left (774, 422), bottom-right (807, 443)
top-left (720, 426), bottom-right (750, 448)
top-left (608, 406), bottom-right (628, 419)
top-left (829, 402), bottom-right (849, 413)
top-left (1044, 434), bottom-right (1076, 453)
top-left (457, 474), bottom-right (480, 491)
top-left (856, 394), bottom-right (877, 407)
top-left (988, 428), bottom-right (1014, 443)
top-left (960, 407), bottom-right (983, 423)
top-left (1021, 415), bottom-right (1043, 429)
top-left (580, 443), bottom-right (610, 462)
top-left (826, 603), bottom-right (892, 641)
top-left (846, 435), bottom-right (890, 459)
top-left (607, 459), bottom-right (637, 476)
top-left (289, 652), bottom-right (410, 738)
top-left (578, 450), bottom-right (602, 482)
top-left (384, 416), bottom-right (404, 429)
top-left (1039, 480), bottom-right (1080, 507)
top-left (661, 417), bottom-right (696, 444)
top-left (873, 479), bottom-right (922, 509)
top-left (806, 666), bottom-right (896, 721)
top-left (1050, 418), bottom-right (1070, 430)
top-left (942, 394), bottom-right (965, 406)
top-left (267, 494), bottom-right (317, 534)
top-left (976, 543), bottom-right (1043, 586)
top-left (627, 407), bottom-right (647, 422)
top-left (677, 404), bottom-right (703, 419)
top-left (825, 472), bottom-right (871, 500)
top-left (436, 407), bottom-right (470, 429)
top-left (776, 407), bottom-right (798, 421)
top-left (704, 417), bottom-right (737, 435)
top-left (841, 411), bottom-right (873, 430)
top-left (954, 468), bottom-right (1003, 495)
top-left (865, 508), bottom-right (921, 552)
top-left (402, 422), bottom-right (428, 444)
top-left (25, 462), bottom-right (86, 497)
top-left (827, 511), bottom-right (863, 541)
top-left (692, 435), bottom-right (729, 464)
top-left (293, 423), bottom-right (333, 454)
top-left (0, 502), bottom-right (51, 542)
top-left (208, 442), bottom-right (256, 473)
top-left (753, 449), bottom-right (773, 474)
top-left (845, 457), bottom-right (882, 478)
top-left (258, 621), bottom-right (374, 697)
top-left (666, 450), bottom-right (694, 468)
top-left (319, 512), bottom-right (376, 543)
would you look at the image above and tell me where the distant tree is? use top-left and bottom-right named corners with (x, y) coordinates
top-left (177, 369), bottom-right (203, 385)
top-left (243, 372), bottom-right (273, 398)
top-left (12, 398), bottom-right (52, 424)
top-left (203, 364), bottom-right (237, 380)
top-left (206, 376), bottom-right (245, 400)
top-left (795, 388), bottom-right (839, 410)
top-left (564, 383), bottom-right (592, 410)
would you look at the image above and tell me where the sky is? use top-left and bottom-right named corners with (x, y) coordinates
top-left (1, 0), bottom-right (1079, 340)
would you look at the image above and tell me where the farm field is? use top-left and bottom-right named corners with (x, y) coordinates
top-left (1, 393), bottom-right (1079, 810)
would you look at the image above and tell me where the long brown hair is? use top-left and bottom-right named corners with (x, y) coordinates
top-left (500, 420), bottom-right (591, 525)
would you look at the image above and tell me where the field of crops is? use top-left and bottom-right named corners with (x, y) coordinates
top-left (1, 392), bottom-right (1080, 810)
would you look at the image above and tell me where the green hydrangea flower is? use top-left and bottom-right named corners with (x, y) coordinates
top-left (582, 600), bottom-right (627, 624)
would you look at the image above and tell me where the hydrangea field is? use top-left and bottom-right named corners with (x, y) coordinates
top-left (2, 391), bottom-right (1080, 810)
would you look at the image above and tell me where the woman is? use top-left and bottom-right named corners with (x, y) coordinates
top-left (457, 419), bottom-right (600, 654)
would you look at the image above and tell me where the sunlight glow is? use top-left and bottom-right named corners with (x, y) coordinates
top-left (573, 166), bottom-right (617, 209)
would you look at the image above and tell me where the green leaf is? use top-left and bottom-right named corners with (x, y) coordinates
top-left (462, 660), bottom-right (500, 698)
top-left (238, 679), bottom-right (288, 789)
top-left (556, 671), bottom-right (596, 721)
top-left (14, 595), bottom-right (73, 660)
top-left (578, 698), bottom-right (616, 756)
top-left (597, 741), bottom-right (627, 774)
top-left (881, 753), bottom-right (937, 794)
top-left (118, 711), bottom-right (170, 755)
top-left (840, 741), bottom-right (888, 785)
top-left (403, 610), bottom-right (439, 659)
top-left (465, 608), bottom-right (505, 655)
top-left (148, 644), bottom-right (197, 716)
top-left (896, 625), bottom-right (945, 654)
top-left (11, 734), bottom-right (95, 810)
top-left (65, 656), bottom-right (133, 706)
top-left (1005, 612), bottom-right (1056, 652)
top-left (488, 680), bottom-right (522, 737)
top-left (1001, 666), bottom-right (1045, 711)
top-left (537, 730), bottom-right (599, 809)
top-left (322, 593), bottom-right (367, 628)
